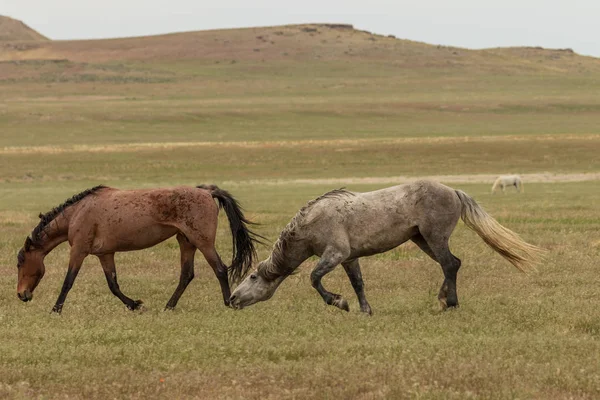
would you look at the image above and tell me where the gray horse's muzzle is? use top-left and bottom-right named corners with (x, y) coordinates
top-left (229, 294), bottom-right (244, 310)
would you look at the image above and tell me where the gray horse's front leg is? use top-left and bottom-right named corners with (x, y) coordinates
top-left (342, 259), bottom-right (372, 315)
top-left (310, 250), bottom-right (349, 312)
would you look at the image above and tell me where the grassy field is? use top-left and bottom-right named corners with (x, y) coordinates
top-left (1, 23), bottom-right (600, 399)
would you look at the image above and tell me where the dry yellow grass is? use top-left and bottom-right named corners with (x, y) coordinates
top-left (1, 182), bottom-right (599, 400)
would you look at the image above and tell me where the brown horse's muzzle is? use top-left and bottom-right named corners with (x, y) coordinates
top-left (17, 290), bottom-right (33, 302)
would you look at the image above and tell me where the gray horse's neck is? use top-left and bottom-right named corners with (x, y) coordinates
top-left (261, 237), bottom-right (312, 281)
top-left (259, 189), bottom-right (354, 281)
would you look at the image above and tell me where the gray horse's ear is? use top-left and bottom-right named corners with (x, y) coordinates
top-left (24, 237), bottom-right (33, 251)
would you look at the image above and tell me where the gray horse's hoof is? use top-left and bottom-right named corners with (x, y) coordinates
top-left (333, 297), bottom-right (350, 312)
top-left (361, 305), bottom-right (373, 316)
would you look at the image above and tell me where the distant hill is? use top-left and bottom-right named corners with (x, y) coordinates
top-left (0, 22), bottom-right (599, 75)
top-left (0, 15), bottom-right (48, 41)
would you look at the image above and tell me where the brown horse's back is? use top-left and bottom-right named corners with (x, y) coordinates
top-left (70, 186), bottom-right (218, 254)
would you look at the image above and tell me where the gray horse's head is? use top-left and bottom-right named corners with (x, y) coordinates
top-left (229, 261), bottom-right (284, 309)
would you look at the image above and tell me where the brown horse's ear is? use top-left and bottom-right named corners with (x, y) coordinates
top-left (38, 213), bottom-right (44, 219)
top-left (24, 236), bottom-right (33, 251)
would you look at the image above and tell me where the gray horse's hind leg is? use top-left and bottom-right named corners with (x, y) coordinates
top-left (310, 248), bottom-right (350, 312)
top-left (411, 233), bottom-right (438, 262)
top-left (412, 232), bottom-right (461, 310)
top-left (342, 259), bottom-right (372, 315)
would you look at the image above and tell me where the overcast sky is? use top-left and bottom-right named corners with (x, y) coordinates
top-left (2, 0), bottom-right (599, 57)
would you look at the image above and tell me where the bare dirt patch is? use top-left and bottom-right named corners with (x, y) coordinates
top-left (0, 16), bottom-right (49, 41)
top-left (6, 95), bottom-right (131, 103)
top-left (223, 172), bottom-right (600, 186)
top-left (1, 134), bottom-right (598, 155)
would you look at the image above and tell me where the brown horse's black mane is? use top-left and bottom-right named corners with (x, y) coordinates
top-left (27, 185), bottom-right (107, 248)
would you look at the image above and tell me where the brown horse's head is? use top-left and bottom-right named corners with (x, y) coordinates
top-left (17, 237), bottom-right (45, 302)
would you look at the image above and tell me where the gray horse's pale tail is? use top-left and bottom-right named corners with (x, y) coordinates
top-left (455, 190), bottom-right (543, 272)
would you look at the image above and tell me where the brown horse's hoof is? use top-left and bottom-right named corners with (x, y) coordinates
top-left (128, 300), bottom-right (144, 311)
top-left (438, 297), bottom-right (459, 311)
top-left (438, 297), bottom-right (448, 311)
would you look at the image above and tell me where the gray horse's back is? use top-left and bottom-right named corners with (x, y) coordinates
top-left (304, 181), bottom-right (462, 258)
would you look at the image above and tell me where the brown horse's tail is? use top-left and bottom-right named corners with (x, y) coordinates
top-left (198, 185), bottom-right (264, 283)
top-left (455, 190), bottom-right (544, 272)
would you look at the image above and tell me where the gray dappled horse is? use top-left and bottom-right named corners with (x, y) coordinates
top-left (230, 180), bottom-right (542, 314)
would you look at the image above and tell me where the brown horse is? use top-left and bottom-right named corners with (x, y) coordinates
top-left (16, 184), bottom-right (261, 314)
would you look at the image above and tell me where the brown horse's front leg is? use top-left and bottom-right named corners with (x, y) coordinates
top-left (98, 253), bottom-right (143, 311)
top-left (165, 234), bottom-right (196, 310)
top-left (52, 250), bottom-right (87, 314)
top-left (201, 247), bottom-right (231, 307)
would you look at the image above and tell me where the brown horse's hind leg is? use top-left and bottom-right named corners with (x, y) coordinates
top-left (178, 222), bottom-right (230, 307)
top-left (165, 233), bottom-right (197, 310)
top-left (199, 246), bottom-right (231, 307)
top-left (342, 259), bottom-right (372, 315)
top-left (414, 232), bottom-right (461, 310)
top-left (310, 248), bottom-right (350, 312)
top-left (98, 253), bottom-right (143, 311)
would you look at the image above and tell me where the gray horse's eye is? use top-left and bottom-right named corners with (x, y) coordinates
top-left (250, 274), bottom-right (257, 280)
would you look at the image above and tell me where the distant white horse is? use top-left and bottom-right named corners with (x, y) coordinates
top-left (492, 175), bottom-right (523, 194)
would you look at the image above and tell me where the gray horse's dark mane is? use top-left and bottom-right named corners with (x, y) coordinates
top-left (27, 185), bottom-right (107, 249)
top-left (260, 188), bottom-right (354, 280)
